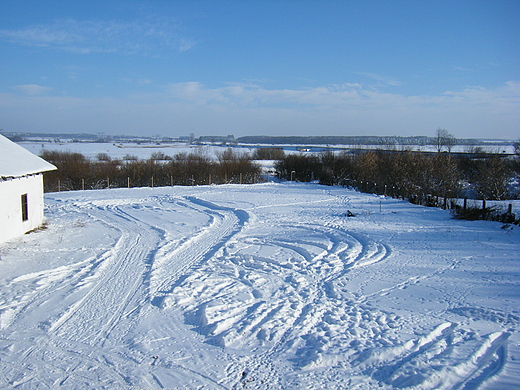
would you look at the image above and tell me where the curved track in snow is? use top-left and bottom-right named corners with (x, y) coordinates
top-left (0, 194), bottom-right (248, 389)
top-left (0, 184), bottom-right (517, 389)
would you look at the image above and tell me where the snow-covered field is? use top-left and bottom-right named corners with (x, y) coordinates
top-left (19, 142), bottom-right (219, 160)
top-left (18, 140), bottom-right (516, 162)
top-left (0, 183), bottom-right (519, 389)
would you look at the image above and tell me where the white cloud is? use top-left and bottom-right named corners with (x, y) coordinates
top-left (178, 37), bottom-right (197, 52)
top-left (11, 84), bottom-right (52, 96)
top-left (354, 72), bottom-right (402, 87)
top-left (1, 81), bottom-right (518, 139)
top-left (452, 65), bottom-right (474, 72)
top-left (0, 18), bottom-right (196, 55)
top-left (123, 78), bottom-right (153, 86)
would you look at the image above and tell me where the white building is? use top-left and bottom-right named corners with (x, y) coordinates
top-left (0, 135), bottom-right (57, 244)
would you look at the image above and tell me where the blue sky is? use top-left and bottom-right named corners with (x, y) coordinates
top-left (0, 0), bottom-right (518, 139)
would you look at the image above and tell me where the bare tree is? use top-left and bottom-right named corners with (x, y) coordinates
top-left (435, 128), bottom-right (456, 153)
top-left (430, 154), bottom-right (460, 198)
top-left (513, 139), bottom-right (520, 156)
top-left (355, 151), bottom-right (380, 184)
top-left (475, 155), bottom-right (510, 200)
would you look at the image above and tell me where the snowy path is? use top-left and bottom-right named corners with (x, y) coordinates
top-left (0, 193), bottom-right (244, 388)
top-left (0, 183), bottom-right (518, 389)
top-left (149, 196), bottom-right (250, 308)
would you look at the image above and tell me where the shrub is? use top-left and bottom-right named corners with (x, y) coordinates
top-left (41, 150), bottom-right (262, 192)
top-left (452, 204), bottom-right (518, 224)
top-left (252, 147), bottom-right (285, 160)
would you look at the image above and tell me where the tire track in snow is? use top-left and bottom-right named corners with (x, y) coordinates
top-left (149, 196), bottom-right (249, 308)
top-left (168, 219), bottom-right (393, 388)
top-left (1, 186), bottom-right (515, 389)
top-left (170, 205), bottom-right (514, 389)
top-left (47, 194), bottom-right (241, 343)
top-left (230, 226), bottom-right (392, 388)
top-left (1, 194), bottom-right (244, 389)
top-left (356, 257), bottom-right (461, 304)
top-left (1, 193), bottom-right (249, 389)
top-left (0, 251), bottom-right (109, 330)
top-left (0, 199), bottom-right (164, 388)
top-left (47, 202), bottom-right (160, 344)
top-left (355, 324), bottom-right (511, 390)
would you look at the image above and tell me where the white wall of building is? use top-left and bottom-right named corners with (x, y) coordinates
top-left (0, 174), bottom-right (45, 244)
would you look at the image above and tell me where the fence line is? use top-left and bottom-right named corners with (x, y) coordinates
top-left (343, 179), bottom-right (517, 223)
top-left (49, 173), bottom-right (263, 193)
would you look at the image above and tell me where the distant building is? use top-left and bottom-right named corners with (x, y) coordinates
top-left (196, 135), bottom-right (237, 145)
top-left (0, 135), bottom-right (57, 244)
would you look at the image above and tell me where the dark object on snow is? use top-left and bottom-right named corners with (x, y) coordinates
top-left (346, 210), bottom-right (355, 217)
top-left (452, 204), bottom-right (518, 224)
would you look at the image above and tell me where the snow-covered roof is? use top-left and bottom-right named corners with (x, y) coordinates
top-left (0, 134), bottom-right (57, 178)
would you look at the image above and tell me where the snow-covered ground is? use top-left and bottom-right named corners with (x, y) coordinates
top-left (19, 141), bottom-right (221, 160)
top-left (0, 183), bottom-right (518, 389)
top-left (18, 140), bottom-right (516, 162)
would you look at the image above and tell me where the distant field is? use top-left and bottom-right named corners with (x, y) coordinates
top-left (18, 140), bottom-right (517, 161)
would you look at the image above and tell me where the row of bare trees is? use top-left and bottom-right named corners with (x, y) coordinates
top-left (40, 147), bottom-right (518, 202)
top-left (41, 149), bottom-right (262, 192)
top-left (275, 150), bottom-right (519, 201)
